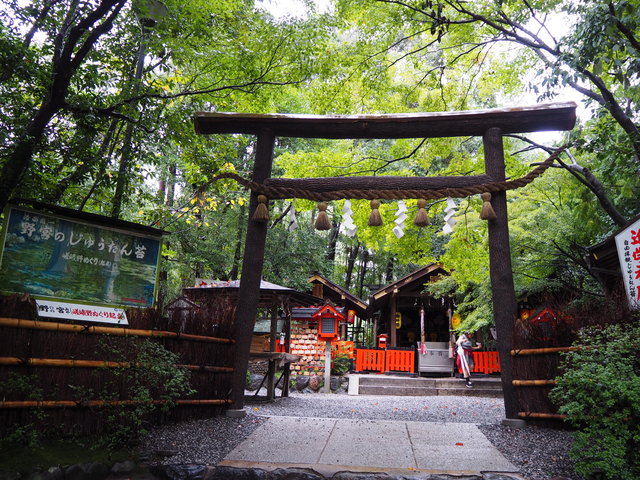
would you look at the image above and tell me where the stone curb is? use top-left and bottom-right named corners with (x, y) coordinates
top-left (2, 463), bottom-right (527, 480)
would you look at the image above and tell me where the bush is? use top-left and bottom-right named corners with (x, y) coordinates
top-left (94, 338), bottom-right (195, 451)
top-left (331, 354), bottom-right (351, 376)
top-left (0, 374), bottom-right (47, 448)
top-left (549, 322), bottom-right (640, 480)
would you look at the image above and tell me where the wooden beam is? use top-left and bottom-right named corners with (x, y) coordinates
top-left (229, 130), bottom-right (275, 413)
top-left (194, 103), bottom-right (576, 139)
top-left (484, 127), bottom-right (519, 420)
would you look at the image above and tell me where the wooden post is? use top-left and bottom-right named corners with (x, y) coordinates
top-left (483, 127), bottom-right (519, 420)
top-left (389, 292), bottom-right (397, 347)
top-left (228, 130), bottom-right (275, 414)
top-left (266, 298), bottom-right (278, 401)
top-left (324, 340), bottom-right (331, 393)
top-left (282, 298), bottom-right (292, 397)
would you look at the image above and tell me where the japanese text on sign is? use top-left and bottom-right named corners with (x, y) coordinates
top-left (615, 219), bottom-right (640, 310)
top-left (0, 206), bottom-right (162, 309)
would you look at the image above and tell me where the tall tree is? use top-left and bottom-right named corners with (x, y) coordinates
top-left (0, 0), bottom-right (127, 211)
top-left (345, 0), bottom-right (640, 224)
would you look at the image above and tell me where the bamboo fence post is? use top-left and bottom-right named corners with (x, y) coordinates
top-left (0, 356), bottom-right (234, 372)
top-left (512, 379), bottom-right (557, 387)
top-left (517, 412), bottom-right (567, 420)
top-left (511, 346), bottom-right (581, 356)
top-left (0, 317), bottom-right (234, 344)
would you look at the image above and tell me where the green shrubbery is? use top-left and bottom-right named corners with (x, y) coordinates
top-left (94, 338), bottom-right (195, 451)
top-left (549, 321), bottom-right (640, 480)
top-left (331, 354), bottom-right (351, 376)
top-left (0, 339), bottom-right (194, 454)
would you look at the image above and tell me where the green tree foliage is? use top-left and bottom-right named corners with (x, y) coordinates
top-left (550, 321), bottom-right (640, 480)
top-left (1, 0), bottom-right (638, 320)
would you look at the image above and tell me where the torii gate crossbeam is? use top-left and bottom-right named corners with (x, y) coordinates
top-left (193, 102), bottom-right (577, 421)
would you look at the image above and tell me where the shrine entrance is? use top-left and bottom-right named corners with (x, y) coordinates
top-left (194, 102), bottom-right (577, 420)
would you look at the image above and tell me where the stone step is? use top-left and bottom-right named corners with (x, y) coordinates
top-left (358, 375), bottom-right (503, 388)
top-left (358, 376), bottom-right (438, 388)
top-left (358, 384), bottom-right (503, 398)
top-left (353, 374), bottom-right (503, 397)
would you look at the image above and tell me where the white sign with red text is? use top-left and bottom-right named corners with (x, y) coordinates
top-left (615, 218), bottom-right (640, 310)
top-left (35, 299), bottom-right (128, 325)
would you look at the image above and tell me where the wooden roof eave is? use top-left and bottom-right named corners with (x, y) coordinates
top-left (194, 102), bottom-right (577, 139)
top-left (367, 264), bottom-right (448, 313)
top-left (307, 274), bottom-right (368, 316)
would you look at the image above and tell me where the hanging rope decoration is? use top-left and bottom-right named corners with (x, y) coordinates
top-left (218, 146), bottom-right (565, 229)
top-left (315, 201), bottom-right (332, 230)
top-left (252, 195), bottom-right (270, 222)
top-left (414, 199), bottom-right (430, 227)
top-left (368, 200), bottom-right (383, 226)
top-left (480, 192), bottom-right (497, 220)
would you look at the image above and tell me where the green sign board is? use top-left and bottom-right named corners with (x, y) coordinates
top-left (0, 206), bottom-right (162, 308)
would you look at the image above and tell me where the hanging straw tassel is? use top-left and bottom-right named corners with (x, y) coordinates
top-left (315, 202), bottom-right (332, 230)
top-left (414, 199), bottom-right (430, 227)
top-left (368, 199), bottom-right (383, 226)
top-left (252, 194), bottom-right (270, 222)
top-left (480, 192), bottom-right (497, 220)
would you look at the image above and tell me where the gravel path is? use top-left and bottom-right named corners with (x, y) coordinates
top-left (140, 392), bottom-right (581, 480)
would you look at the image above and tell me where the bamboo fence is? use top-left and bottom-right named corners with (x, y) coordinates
top-left (0, 294), bottom-right (237, 437)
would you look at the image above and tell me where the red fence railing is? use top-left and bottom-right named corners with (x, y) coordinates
top-left (355, 348), bottom-right (415, 374)
top-left (471, 351), bottom-right (501, 374)
top-left (354, 348), bottom-right (499, 376)
top-left (355, 348), bottom-right (386, 373)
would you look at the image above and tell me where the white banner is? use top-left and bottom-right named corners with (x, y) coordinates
top-left (615, 218), bottom-right (640, 310)
top-left (35, 299), bottom-right (128, 325)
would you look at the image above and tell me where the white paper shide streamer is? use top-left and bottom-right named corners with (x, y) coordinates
top-left (341, 200), bottom-right (357, 237)
top-left (393, 200), bottom-right (408, 239)
top-left (443, 197), bottom-right (457, 234)
top-left (287, 202), bottom-right (298, 231)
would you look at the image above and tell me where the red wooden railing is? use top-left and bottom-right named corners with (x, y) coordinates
top-left (355, 348), bottom-right (415, 374)
top-left (355, 348), bottom-right (385, 373)
top-left (472, 351), bottom-right (500, 374)
top-left (456, 351), bottom-right (501, 374)
top-left (355, 348), bottom-right (498, 376)
top-left (385, 348), bottom-right (415, 374)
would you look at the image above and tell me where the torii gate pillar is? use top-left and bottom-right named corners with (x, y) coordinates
top-left (228, 130), bottom-right (275, 414)
top-left (484, 127), bottom-right (518, 420)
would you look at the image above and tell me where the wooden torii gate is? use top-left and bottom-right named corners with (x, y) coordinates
top-left (194, 102), bottom-right (577, 420)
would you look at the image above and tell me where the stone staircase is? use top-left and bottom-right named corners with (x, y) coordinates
top-left (351, 374), bottom-right (503, 397)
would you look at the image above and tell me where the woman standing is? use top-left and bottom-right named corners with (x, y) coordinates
top-left (456, 332), bottom-right (481, 387)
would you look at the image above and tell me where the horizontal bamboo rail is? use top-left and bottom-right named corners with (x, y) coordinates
top-left (0, 317), bottom-right (234, 344)
top-left (512, 379), bottom-right (557, 387)
top-left (0, 356), bottom-right (234, 373)
top-left (518, 411), bottom-right (567, 420)
top-left (511, 346), bottom-right (580, 356)
top-left (0, 399), bottom-right (232, 409)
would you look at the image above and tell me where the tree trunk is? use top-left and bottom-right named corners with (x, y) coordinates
top-left (0, 101), bottom-right (58, 210)
top-left (357, 248), bottom-right (370, 299)
top-left (344, 243), bottom-right (360, 290)
top-left (0, 0), bottom-right (125, 212)
top-left (385, 256), bottom-right (395, 283)
top-left (326, 220), bottom-right (340, 263)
